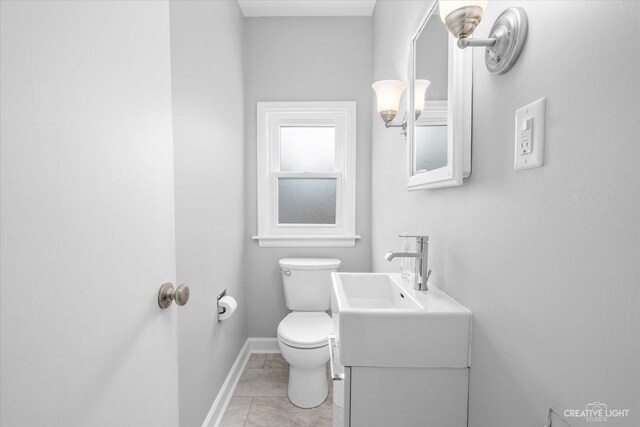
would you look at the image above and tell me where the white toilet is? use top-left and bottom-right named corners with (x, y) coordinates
top-left (277, 258), bottom-right (341, 408)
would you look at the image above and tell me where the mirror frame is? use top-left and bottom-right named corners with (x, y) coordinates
top-left (407, 0), bottom-right (472, 190)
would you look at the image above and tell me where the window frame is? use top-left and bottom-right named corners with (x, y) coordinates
top-left (254, 101), bottom-right (359, 247)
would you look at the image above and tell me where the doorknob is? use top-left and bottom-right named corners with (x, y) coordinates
top-left (158, 283), bottom-right (190, 309)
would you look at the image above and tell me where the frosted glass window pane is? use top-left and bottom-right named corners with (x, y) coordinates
top-left (278, 178), bottom-right (336, 224)
top-left (280, 127), bottom-right (335, 172)
top-left (415, 125), bottom-right (448, 173)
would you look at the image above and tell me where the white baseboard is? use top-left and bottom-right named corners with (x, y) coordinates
top-left (202, 340), bottom-right (250, 427)
top-left (202, 337), bottom-right (281, 427)
top-left (247, 337), bottom-right (280, 353)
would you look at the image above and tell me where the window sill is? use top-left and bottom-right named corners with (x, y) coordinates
top-left (252, 235), bottom-right (361, 248)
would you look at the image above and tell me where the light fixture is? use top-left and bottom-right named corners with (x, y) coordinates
top-left (439, 1), bottom-right (528, 74)
top-left (372, 79), bottom-right (431, 138)
top-left (372, 80), bottom-right (407, 128)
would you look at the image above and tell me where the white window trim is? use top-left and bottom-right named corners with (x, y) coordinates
top-left (253, 101), bottom-right (359, 247)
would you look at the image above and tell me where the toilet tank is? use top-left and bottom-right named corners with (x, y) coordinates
top-left (279, 258), bottom-right (341, 311)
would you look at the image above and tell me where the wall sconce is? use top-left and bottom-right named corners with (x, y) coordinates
top-left (372, 79), bottom-right (406, 127)
top-left (439, 1), bottom-right (528, 74)
top-left (372, 79), bottom-right (430, 138)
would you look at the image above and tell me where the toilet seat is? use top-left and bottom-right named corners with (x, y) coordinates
top-left (277, 312), bottom-right (333, 349)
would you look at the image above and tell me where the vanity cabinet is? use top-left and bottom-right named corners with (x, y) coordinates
top-left (340, 365), bottom-right (469, 427)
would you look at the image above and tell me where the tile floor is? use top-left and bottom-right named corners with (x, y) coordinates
top-left (220, 353), bottom-right (335, 427)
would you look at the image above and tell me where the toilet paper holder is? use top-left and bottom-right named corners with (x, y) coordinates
top-left (217, 289), bottom-right (227, 323)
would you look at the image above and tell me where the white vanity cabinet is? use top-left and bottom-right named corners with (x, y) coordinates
top-left (340, 365), bottom-right (469, 427)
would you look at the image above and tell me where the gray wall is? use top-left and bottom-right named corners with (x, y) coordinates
top-left (170, 2), bottom-right (248, 426)
top-left (372, 1), bottom-right (640, 427)
top-left (244, 17), bottom-right (373, 337)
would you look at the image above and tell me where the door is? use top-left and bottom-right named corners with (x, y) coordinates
top-left (1, 1), bottom-right (179, 426)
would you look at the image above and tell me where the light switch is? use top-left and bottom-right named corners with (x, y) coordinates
top-left (514, 98), bottom-right (546, 171)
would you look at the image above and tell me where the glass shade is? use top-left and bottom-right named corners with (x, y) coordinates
top-left (371, 80), bottom-right (407, 113)
top-left (414, 79), bottom-right (432, 114)
top-left (439, 1), bottom-right (487, 23)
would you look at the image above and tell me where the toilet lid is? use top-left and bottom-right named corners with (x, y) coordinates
top-left (278, 312), bottom-right (333, 349)
top-left (279, 258), bottom-right (341, 270)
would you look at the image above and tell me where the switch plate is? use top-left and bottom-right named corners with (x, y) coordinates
top-left (514, 97), bottom-right (546, 171)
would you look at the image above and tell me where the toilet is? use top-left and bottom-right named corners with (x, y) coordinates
top-left (277, 258), bottom-right (341, 408)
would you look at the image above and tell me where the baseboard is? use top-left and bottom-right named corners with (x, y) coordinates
top-left (247, 337), bottom-right (280, 353)
top-left (202, 337), bottom-right (281, 427)
top-left (202, 340), bottom-right (250, 427)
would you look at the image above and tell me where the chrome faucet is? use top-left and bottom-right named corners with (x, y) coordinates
top-left (385, 235), bottom-right (431, 291)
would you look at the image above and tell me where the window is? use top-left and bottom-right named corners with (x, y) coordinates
top-left (254, 102), bottom-right (359, 247)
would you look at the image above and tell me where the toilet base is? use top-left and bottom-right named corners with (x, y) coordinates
top-left (287, 364), bottom-right (328, 408)
top-left (278, 340), bottom-right (330, 409)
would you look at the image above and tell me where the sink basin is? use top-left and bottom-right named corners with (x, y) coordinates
top-left (331, 273), bottom-right (472, 368)
top-left (334, 273), bottom-right (421, 310)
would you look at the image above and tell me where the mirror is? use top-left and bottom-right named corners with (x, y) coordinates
top-left (407, 1), bottom-right (472, 190)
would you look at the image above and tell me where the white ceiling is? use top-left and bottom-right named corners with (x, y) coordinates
top-left (238, 0), bottom-right (377, 17)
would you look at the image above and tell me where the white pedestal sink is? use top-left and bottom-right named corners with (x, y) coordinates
top-left (330, 272), bottom-right (472, 427)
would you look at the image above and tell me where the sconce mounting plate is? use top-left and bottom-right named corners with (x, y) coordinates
top-left (485, 7), bottom-right (528, 75)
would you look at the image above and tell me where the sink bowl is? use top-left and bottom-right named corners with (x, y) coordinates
top-left (331, 273), bottom-right (472, 368)
top-left (334, 273), bottom-right (421, 310)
